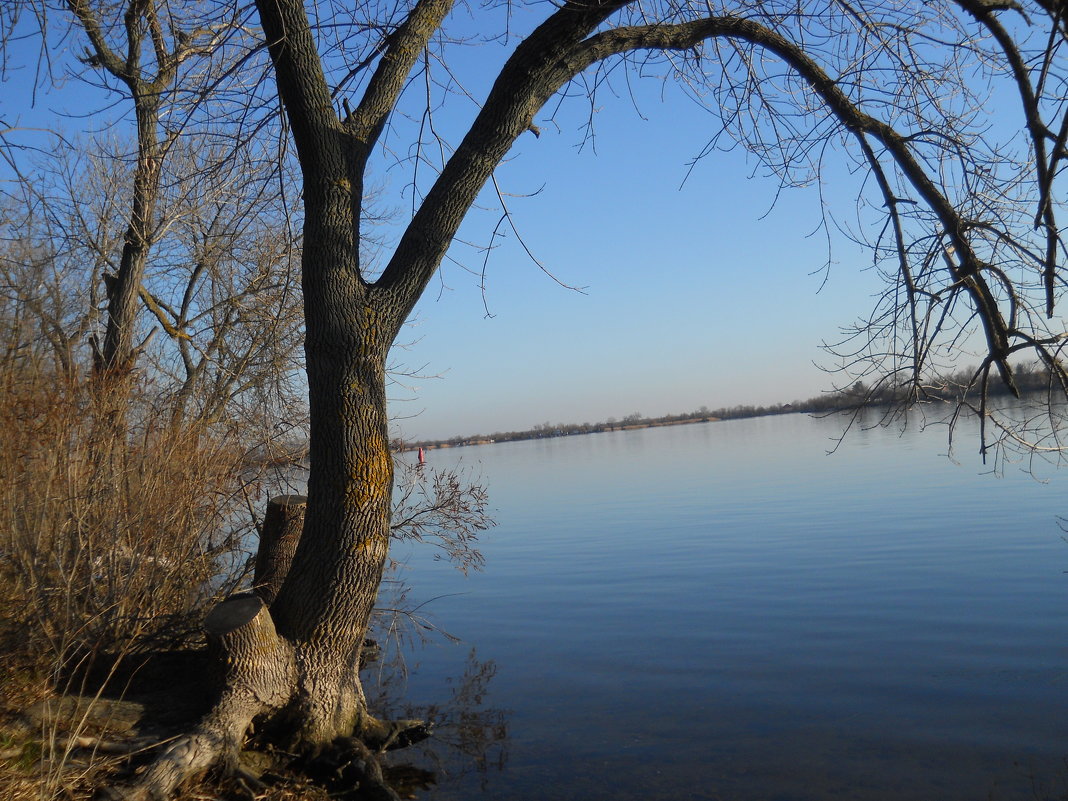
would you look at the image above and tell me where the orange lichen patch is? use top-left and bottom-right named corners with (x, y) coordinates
top-left (355, 306), bottom-right (383, 350)
top-left (354, 536), bottom-right (389, 558)
top-left (345, 440), bottom-right (393, 511)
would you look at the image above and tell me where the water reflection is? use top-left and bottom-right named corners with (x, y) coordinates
top-left (365, 644), bottom-right (509, 797)
top-left (393, 412), bottom-right (1068, 801)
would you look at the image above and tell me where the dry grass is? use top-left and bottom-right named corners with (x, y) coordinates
top-left (0, 359), bottom-right (257, 800)
top-left (0, 374), bottom-right (250, 664)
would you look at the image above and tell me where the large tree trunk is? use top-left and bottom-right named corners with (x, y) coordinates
top-left (114, 0), bottom-right (588, 792)
top-left (268, 295), bottom-right (395, 746)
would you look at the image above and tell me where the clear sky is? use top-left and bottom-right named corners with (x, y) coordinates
top-left (390, 108), bottom-right (882, 442)
top-left (376, 15), bottom-right (886, 442)
top-left (1, 7), bottom-right (900, 443)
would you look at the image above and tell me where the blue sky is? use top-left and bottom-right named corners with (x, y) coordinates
top-left (391, 110), bottom-right (881, 441)
top-left (379, 25), bottom-right (884, 442)
top-left (2, 8), bottom-right (897, 443)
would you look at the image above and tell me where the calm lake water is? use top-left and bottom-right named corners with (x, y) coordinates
top-left (377, 411), bottom-right (1068, 801)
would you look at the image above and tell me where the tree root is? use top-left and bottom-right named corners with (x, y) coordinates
top-left (358, 716), bottom-right (432, 752)
top-left (101, 714), bottom-right (433, 801)
top-left (231, 763), bottom-right (268, 795)
top-left (299, 719), bottom-right (431, 801)
top-left (307, 736), bottom-right (401, 801)
top-left (97, 594), bottom-right (433, 801)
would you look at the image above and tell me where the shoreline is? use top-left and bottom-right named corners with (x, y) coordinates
top-left (411, 414), bottom-right (729, 451)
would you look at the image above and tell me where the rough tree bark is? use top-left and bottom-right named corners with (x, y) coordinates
top-left (253, 495), bottom-right (306, 606)
top-left (241, 0), bottom-right (627, 756)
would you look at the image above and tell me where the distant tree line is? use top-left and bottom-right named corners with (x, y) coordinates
top-left (405, 362), bottom-right (1055, 451)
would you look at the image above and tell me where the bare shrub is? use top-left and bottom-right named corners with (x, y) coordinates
top-left (0, 361), bottom-right (253, 679)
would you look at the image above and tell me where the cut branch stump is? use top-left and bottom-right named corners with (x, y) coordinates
top-left (254, 495), bottom-right (306, 605)
top-left (204, 593), bottom-right (295, 709)
top-left (110, 595), bottom-right (296, 801)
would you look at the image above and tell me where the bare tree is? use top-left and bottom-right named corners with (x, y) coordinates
top-left (133, 133), bottom-right (306, 428)
top-left (1, 0), bottom-right (267, 390)
top-left (71, 0), bottom-right (1063, 798)
top-left (0, 132), bottom-right (307, 445)
top-left (65, 1), bottom-right (240, 379)
top-left (0, 0), bottom-right (318, 454)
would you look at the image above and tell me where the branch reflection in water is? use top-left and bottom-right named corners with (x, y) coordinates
top-left (367, 577), bottom-right (509, 797)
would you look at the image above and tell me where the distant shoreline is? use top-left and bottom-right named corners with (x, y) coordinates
top-left (416, 414), bottom-right (722, 451)
top-left (401, 365), bottom-right (1053, 453)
